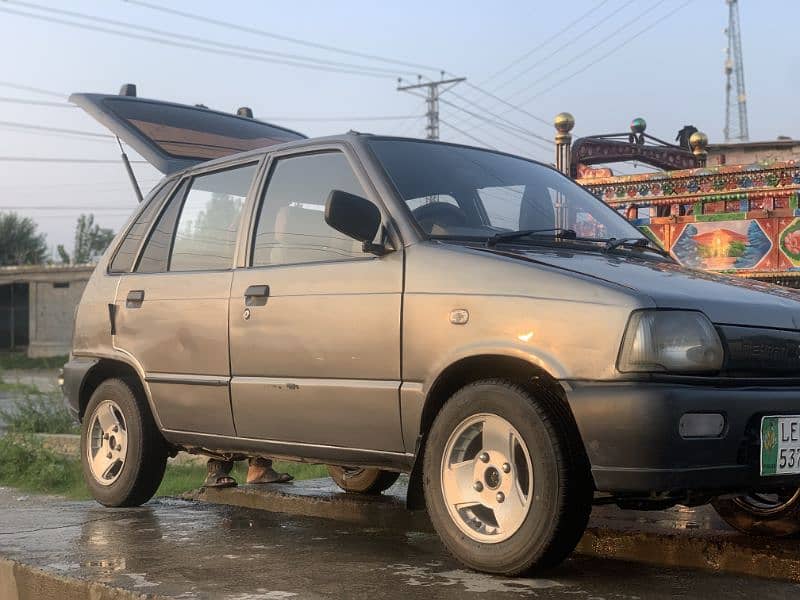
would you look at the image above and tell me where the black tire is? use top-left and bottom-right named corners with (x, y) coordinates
top-left (80, 378), bottom-right (168, 507)
top-left (423, 379), bottom-right (592, 575)
top-left (712, 489), bottom-right (800, 537)
top-left (327, 466), bottom-right (400, 494)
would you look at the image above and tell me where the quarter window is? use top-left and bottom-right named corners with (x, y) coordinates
top-left (109, 180), bottom-right (176, 273)
top-left (136, 180), bottom-right (187, 273)
top-left (251, 152), bottom-right (368, 267)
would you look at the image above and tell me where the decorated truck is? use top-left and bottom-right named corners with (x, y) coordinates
top-left (558, 115), bottom-right (800, 287)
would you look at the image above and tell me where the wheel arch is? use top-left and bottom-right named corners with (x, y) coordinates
top-left (406, 354), bottom-right (586, 509)
top-left (78, 357), bottom-right (156, 427)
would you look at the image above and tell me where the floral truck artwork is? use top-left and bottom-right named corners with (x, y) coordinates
top-left (577, 161), bottom-right (800, 285)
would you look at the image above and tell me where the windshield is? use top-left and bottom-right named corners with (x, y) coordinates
top-left (368, 139), bottom-right (643, 243)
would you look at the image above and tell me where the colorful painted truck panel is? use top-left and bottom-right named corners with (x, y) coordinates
top-left (577, 161), bottom-right (800, 283)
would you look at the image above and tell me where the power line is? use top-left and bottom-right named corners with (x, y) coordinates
top-left (123, 0), bottom-right (443, 74)
top-left (0, 96), bottom-right (74, 107)
top-left (0, 81), bottom-right (66, 98)
top-left (0, 206), bottom-right (136, 211)
top-left (481, 0), bottom-right (613, 86)
top-left (437, 98), bottom-right (553, 150)
top-left (0, 157), bottom-right (147, 164)
top-left (516, 0), bottom-right (693, 106)
top-left (492, 0), bottom-right (640, 98)
top-left (459, 83), bottom-right (552, 128)
top-left (0, 120), bottom-right (112, 139)
top-left (439, 119), bottom-right (498, 150)
top-left (439, 120), bottom-right (549, 161)
top-left (259, 115), bottom-right (419, 122)
top-left (8, 1), bottom-right (415, 78)
top-left (441, 90), bottom-right (553, 143)
top-left (0, 5), bottom-right (400, 79)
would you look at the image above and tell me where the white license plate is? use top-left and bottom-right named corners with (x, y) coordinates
top-left (761, 416), bottom-right (800, 476)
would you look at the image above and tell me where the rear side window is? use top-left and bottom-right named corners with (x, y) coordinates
top-left (251, 152), bottom-right (367, 267)
top-left (169, 163), bottom-right (258, 271)
top-left (109, 180), bottom-right (175, 273)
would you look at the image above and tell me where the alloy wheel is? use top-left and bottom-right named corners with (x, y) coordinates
top-left (86, 399), bottom-right (128, 486)
top-left (440, 413), bottom-right (533, 543)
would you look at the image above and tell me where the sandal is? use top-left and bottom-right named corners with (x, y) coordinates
top-left (203, 458), bottom-right (238, 488)
top-left (246, 457), bottom-right (294, 484)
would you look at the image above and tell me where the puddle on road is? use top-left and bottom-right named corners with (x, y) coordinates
top-left (387, 563), bottom-right (564, 593)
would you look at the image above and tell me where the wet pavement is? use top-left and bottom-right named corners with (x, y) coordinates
top-left (1, 487), bottom-right (799, 599)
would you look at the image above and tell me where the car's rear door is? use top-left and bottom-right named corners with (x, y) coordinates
top-left (113, 158), bottom-right (262, 435)
top-left (71, 91), bottom-right (305, 174)
top-left (228, 146), bottom-right (405, 453)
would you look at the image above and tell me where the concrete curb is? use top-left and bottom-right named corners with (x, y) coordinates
top-left (0, 557), bottom-right (157, 600)
top-left (185, 481), bottom-right (800, 583)
top-left (576, 526), bottom-right (800, 582)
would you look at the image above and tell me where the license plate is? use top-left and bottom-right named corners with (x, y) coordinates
top-left (761, 416), bottom-right (800, 476)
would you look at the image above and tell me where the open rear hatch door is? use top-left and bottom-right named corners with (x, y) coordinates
top-left (70, 90), bottom-right (306, 174)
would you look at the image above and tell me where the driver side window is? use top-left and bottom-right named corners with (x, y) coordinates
top-left (251, 152), bottom-right (367, 267)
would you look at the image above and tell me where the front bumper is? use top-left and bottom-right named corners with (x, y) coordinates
top-left (566, 381), bottom-right (800, 494)
top-left (62, 356), bottom-right (98, 420)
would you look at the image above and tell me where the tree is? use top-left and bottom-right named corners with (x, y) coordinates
top-left (58, 214), bottom-right (115, 264)
top-left (735, 220), bottom-right (771, 269)
top-left (0, 212), bottom-right (48, 266)
top-left (672, 224), bottom-right (702, 268)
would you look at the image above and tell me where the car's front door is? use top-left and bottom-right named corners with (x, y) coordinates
top-left (114, 160), bottom-right (261, 435)
top-left (229, 148), bottom-right (404, 452)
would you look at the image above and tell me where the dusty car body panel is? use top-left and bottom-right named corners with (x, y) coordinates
top-left (520, 250), bottom-right (800, 330)
top-left (402, 242), bottom-right (646, 382)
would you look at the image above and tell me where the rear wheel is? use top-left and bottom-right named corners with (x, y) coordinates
top-left (712, 489), bottom-right (800, 537)
top-left (81, 378), bottom-right (167, 507)
top-left (327, 466), bottom-right (400, 494)
top-left (423, 379), bottom-right (592, 575)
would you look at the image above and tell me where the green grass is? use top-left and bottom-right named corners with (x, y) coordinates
top-left (0, 435), bottom-right (87, 498)
top-left (0, 434), bottom-right (328, 500)
top-left (0, 352), bottom-right (68, 370)
top-left (0, 390), bottom-right (78, 434)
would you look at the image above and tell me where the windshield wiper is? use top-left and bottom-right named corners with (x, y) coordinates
top-left (603, 237), bottom-right (671, 257)
top-left (486, 228), bottom-right (577, 247)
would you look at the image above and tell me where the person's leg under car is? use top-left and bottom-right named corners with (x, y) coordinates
top-left (204, 457), bottom-right (237, 488)
top-left (246, 457), bottom-right (294, 484)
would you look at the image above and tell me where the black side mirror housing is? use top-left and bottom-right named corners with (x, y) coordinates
top-left (325, 189), bottom-right (383, 247)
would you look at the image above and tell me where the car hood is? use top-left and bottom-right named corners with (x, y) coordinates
top-left (481, 245), bottom-right (800, 330)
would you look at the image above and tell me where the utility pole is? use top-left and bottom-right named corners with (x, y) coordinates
top-left (724, 0), bottom-right (748, 141)
top-left (397, 74), bottom-right (465, 140)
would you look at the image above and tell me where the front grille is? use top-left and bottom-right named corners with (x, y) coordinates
top-left (718, 325), bottom-right (800, 377)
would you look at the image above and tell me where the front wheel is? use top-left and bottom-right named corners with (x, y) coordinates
top-left (80, 378), bottom-right (168, 507)
top-left (423, 379), bottom-right (592, 575)
top-left (327, 466), bottom-right (400, 494)
top-left (712, 489), bottom-right (800, 536)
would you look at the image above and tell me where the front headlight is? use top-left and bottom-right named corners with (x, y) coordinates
top-left (618, 310), bottom-right (724, 373)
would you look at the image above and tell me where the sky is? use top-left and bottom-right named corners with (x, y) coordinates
top-left (0, 0), bottom-right (798, 254)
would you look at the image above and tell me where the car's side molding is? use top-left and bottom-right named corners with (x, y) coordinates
top-left (160, 429), bottom-right (415, 472)
top-left (144, 373), bottom-right (229, 387)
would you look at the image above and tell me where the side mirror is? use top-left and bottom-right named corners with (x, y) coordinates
top-left (325, 189), bottom-right (386, 253)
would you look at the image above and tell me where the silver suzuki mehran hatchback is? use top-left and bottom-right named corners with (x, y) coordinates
top-left (64, 88), bottom-right (800, 575)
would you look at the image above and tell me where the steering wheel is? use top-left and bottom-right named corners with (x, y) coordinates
top-left (411, 201), bottom-right (469, 234)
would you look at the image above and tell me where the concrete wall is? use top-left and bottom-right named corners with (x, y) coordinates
top-left (0, 265), bottom-right (95, 358)
top-left (28, 279), bottom-right (88, 358)
top-left (707, 140), bottom-right (800, 167)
